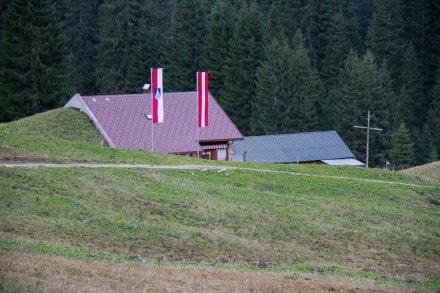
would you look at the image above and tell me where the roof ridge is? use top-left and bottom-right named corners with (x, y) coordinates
top-left (83, 91), bottom-right (200, 98)
top-left (244, 130), bottom-right (336, 139)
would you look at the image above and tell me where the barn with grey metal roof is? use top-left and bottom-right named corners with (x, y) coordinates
top-left (231, 131), bottom-right (364, 165)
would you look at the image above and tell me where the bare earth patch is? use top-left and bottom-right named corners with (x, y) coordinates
top-left (0, 254), bottom-right (413, 292)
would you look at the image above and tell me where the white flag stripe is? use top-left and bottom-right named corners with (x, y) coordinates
top-left (198, 72), bottom-right (209, 128)
top-left (157, 69), bottom-right (163, 123)
top-left (201, 73), bottom-right (206, 127)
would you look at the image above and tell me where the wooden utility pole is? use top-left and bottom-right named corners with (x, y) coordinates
top-left (354, 111), bottom-right (383, 168)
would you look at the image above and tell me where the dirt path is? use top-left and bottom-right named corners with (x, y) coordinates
top-left (2, 162), bottom-right (438, 189)
top-left (1, 162), bottom-right (228, 170)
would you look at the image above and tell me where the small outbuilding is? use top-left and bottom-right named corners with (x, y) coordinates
top-left (230, 131), bottom-right (364, 166)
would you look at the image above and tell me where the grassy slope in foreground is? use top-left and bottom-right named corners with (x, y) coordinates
top-left (1, 108), bottom-right (440, 291)
top-left (1, 166), bottom-right (439, 289)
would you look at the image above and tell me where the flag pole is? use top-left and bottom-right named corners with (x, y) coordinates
top-left (197, 128), bottom-right (200, 159)
top-left (151, 68), bottom-right (154, 152)
top-left (151, 123), bottom-right (154, 152)
top-left (196, 71), bottom-right (200, 159)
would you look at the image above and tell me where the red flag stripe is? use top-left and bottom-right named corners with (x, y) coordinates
top-left (198, 72), bottom-right (209, 127)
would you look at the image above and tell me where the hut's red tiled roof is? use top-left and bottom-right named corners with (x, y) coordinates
top-left (65, 92), bottom-right (243, 153)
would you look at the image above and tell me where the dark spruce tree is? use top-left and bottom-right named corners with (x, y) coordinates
top-left (335, 50), bottom-right (394, 166)
top-left (63, 0), bottom-right (100, 95)
top-left (319, 8), bottom-right (352, 89)
top-left (415, 124), bottom-right (438, 165)
top-left (0, 0), bottom-right (10, 34)
top-left (123, 19), bottom-right (152, 94)
top-left (418, 0), bottom-right (440, 93)
top-left (366, 0), bottom-right (405, 84)
top-left (162, 0), bottom-right (207, 92)
top-left (95, 0), bottom-right (142, 94)
top-left (0, 0), bottom-right (69, 122)
top-left (362, 54), bottom-right (394, 166)
top-left (318, 0), bottom-right (360, 65)
top-left (318, 5), bottom-right (356, 128)
top-left (297, 0), bottom-right (359, 70)
top-left (221, 2), bottom-right (263, 134)
top-left (342, 0), bottom-right (362, 53)
top-left (123, 1), bottom-right (165, 94)
top-left (298, 0), bottom-right (320, 69)
top-left (250, 5), bottom-right (291, 135)
top-left (426, 109), bottom-right (440, 160)
top-left (321, 88), bottom-right (342, 129)
top-left (356, 0), bottom-right (374, 47)
top-left (397, 43), bottom-right (425, 131)
top-left (400, 0), bottom-right (425, 84)
top-left (333, 50), bottom-right (362, 158)
top-left (263, 3), bottom-right (284, 43)
top-left (401, 0), bottom-right (423, 49)
top-left (0, 0), bottom-right (7, 14)
top-left (427, 61), bottom-right (440, 156)
top-left (201, 0), bottom-right (236, 100)
top-left (333, 50), bottom-right (363, 158)
top-left (251, 38), bottom-right (293, 135)
top-left (276, 0), bottom-right (302, 42)
top-left (124, 0), bottom-right (174, 93)
top-left (400, 0), bottom-right (440, 96)
top-left (389, 123), bottom-right (415, 169)
top-left (282, 29), bottom-right (322, 133)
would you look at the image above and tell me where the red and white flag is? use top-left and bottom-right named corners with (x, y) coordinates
top-left (197, 71), bottom-right (209, 128)
top-left (151, 68), bottom-right (163, 124)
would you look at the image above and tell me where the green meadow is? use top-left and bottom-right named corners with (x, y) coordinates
top-left (1, 109), bottom-right (439, 292)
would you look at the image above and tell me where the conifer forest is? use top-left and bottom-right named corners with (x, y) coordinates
top-left (0, 0), bottom-right (439, 168)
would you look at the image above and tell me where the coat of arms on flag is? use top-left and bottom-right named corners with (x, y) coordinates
top-left (154, 88), bottom-right (161, 100)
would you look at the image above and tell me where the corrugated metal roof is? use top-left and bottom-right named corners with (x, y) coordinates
top-left (231, 131), bottom-right (358, 163)
top-left (322, 158), bottom-right (365, 166)
top-left (65, 92), bottom-right (243, 154)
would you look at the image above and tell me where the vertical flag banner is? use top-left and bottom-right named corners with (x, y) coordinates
top-left (152, 68), bottom-right (163, 123)
top-left (197, 71), bottom-right (209, 127)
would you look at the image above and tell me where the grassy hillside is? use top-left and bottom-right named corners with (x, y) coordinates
top-left (402, 161), bottom-right (440, 183)
top-left (0, 108), bottom-right (203, 165)
top-left (1, 109), bottom-right (440, 292)
top-left (0, 108), bottom-right (107, 146)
